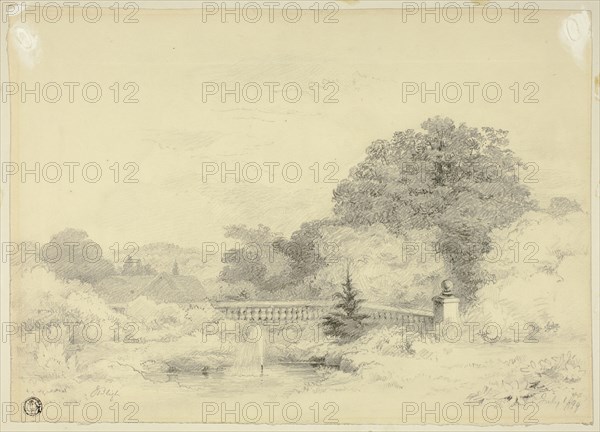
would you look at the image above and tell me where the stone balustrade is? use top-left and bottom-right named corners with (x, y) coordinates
top-left (213, 301), bottom-right (435, 326)
top-left (212, 280), bottom-right (459, 327)
top-left (214, 302), bottom-right (331, 323)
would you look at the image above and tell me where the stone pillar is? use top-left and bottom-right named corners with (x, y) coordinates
top-left (432, 280), bottom-right (460, 323)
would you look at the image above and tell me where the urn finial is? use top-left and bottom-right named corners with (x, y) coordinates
top-left (441, 279), bottom-right (454, 296)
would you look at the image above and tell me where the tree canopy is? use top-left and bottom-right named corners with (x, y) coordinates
top-left (332, 116), bottom-right (537, 302)
top-left (219, 222), bottom-right (331, 294)
top-left (44, 228), bottom-right (116, 284)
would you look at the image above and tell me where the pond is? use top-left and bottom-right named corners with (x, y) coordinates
top-left (142, 362), bottom-right (329, 399)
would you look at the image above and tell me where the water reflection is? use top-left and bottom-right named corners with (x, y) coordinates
top-left (143, 363), bottom-right (326, 398)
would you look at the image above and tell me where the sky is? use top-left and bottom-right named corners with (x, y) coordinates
top-left (7, 6), bottom-right (593, 250)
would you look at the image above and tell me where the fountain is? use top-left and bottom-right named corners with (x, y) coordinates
top-left (230, 323), bottom-right (265, 376)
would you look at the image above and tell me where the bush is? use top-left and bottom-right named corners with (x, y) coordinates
top-left (322, 270), bottom-right (369, 343)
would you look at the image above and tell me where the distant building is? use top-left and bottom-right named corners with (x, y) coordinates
top-left (94, 272), bottom-right (206, 307)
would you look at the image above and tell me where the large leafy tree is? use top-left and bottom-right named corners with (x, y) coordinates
top-left (273, 219), bottom-right (331, 282)
top-left (219, 224), bottom-right (297, 292)
top-left (220, 222), bottom-right (332, 294)
top-left (332, 117), bottom-right (536, 303)
top-left (44, 228), bottom-right (116, 284)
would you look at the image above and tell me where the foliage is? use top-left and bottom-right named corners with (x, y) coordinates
top-left (43, 228), bottom-right (116, 284)
top-left (465, 209), bottom-right (588, 338)
top-left (322, 269), bottom-right (369, 342)
top-left (468, 351), bottom-right (584, 410)
top-left (332, 116), bottom-right (537, 303)
top-left (274, 219), bottom-right (333, 282)
top-left (219, 221), bottom-right (332, 294)
top-left (546, 196), bottom-right (582, 218)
